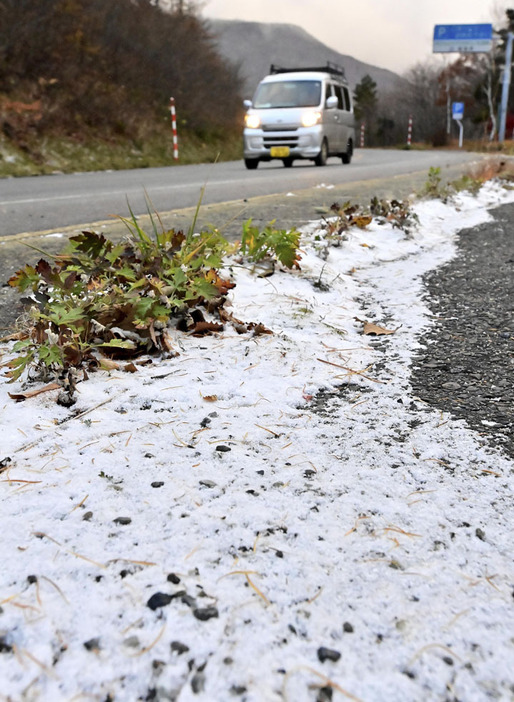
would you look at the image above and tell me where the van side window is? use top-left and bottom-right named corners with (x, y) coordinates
top-left (333, 85), bottom-right (344, 110)
top-left (342, 87), bottom-right (351, 111)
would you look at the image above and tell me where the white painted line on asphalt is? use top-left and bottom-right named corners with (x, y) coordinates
top-left (0, 178), bottom-right (261, 207)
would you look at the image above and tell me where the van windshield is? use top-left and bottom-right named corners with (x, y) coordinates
top-left (253, 80), bottom-right (322, 108)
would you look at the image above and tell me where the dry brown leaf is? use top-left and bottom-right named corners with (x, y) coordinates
top-left (8, 382), bottom-right (61, 402)
top-left (161, 331), bottom-right (180, 356)
top-left (99, 358), bottom-right (120, 371)
top-left (250, 322), bottom-right (273, 336)
top-left (352, 215), bottom-right (373, 229)
top-left (355, 318), bottom-right (400, 336)
top-left (191, 321), bottom-right (224, 336)
top-left (362, 322), bottom-right (399, 336)
top-left (148, 322), bottom-right (158, 347)
top-left (203, 395), bottom-right (218, 402)
top-left (123, 363), bottom-right (138, 373)
top-left (0, 332), bottom-right (29, 343)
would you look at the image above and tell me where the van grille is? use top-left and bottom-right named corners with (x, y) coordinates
top-left (263, 135), bottom-right (299, 148)
top-left (262, 125), bottom-right (297, 132)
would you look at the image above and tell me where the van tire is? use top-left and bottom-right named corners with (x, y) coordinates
top-left (341, 140), bottom-right (353, 164)
top-left (282, 157), bottom-right (294, 168)
top-left (245, 158), bottom-right (259, 170)
top-left (314, 139), bottom-right (328, 167)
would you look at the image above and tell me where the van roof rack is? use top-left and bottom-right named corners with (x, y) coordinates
top-left (269, 62), bottom-right (346, 79)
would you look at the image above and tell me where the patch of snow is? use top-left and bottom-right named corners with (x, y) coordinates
top-left (1, 182), bottom-right (514, 701)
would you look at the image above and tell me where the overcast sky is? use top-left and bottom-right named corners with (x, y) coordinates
top-left (204, 0), bottom-right (504, 75)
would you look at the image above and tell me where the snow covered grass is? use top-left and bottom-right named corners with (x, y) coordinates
top-left (1, 182), bottom-right (514, 701)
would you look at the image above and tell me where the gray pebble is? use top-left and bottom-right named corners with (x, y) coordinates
top-left (170, 641), bottom-right (190, 655)
top-left (147, 592), bottom-right (173, 610)
top-left (199, 480), bottom-right (217, 488)
top-left (317, 646), bottom-right (341, 663)
top-left (83, 638), bottom-right (101, 652)
top-left (193, 606), bottom-right (219, 621)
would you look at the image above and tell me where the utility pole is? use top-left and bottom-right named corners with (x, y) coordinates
top-left (499, 32), bottom-right (513, 142)
top-left (447, 76), bottom-right (451, 135)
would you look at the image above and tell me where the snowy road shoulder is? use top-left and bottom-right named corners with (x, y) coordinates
top-left (1, 182), bottom-right (513, 702)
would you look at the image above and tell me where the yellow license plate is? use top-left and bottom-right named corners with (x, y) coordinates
top-left (270, 146), bottom-right (290, 158)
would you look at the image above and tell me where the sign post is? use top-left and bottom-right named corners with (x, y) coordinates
top-left (170, 97), bottom-right (179, 160)
top-left (433, 24), bottom-right (493, 53)
top-left (452, 102), bottom-right (465, 148)
top-left (432, 24), bottom-right (513, 142)
top-left (499, 32), bottom-right (514, 142)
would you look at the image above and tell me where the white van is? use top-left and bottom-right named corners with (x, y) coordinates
top-left (243, 63), bottom-right (355, 169)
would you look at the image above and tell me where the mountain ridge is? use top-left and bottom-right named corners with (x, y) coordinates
top-left (207, 19), bottom-right (405, 97)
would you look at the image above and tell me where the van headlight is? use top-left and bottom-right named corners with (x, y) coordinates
top-left (245, 114), bottom-right (261, 129)
top-left (301, 111), bottom-right (322, 128)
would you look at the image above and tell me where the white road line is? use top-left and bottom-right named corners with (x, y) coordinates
top-left (0, 178), bottom-right (256, 207)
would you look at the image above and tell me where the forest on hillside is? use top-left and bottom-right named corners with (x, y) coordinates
top-left (0, 0), bottom-right (242, 171)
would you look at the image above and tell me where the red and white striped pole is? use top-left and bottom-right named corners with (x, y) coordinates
top-left (170, 97), bottom-right (178, 161)
top-left (407, 115), bottom-right (413, 147)
top-left (360, 122), bottom-right (365, 148)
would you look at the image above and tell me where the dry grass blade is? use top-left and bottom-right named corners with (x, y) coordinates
top-left (383, 525), bottom-right (422, 538)
top-left (128, 623), bottom-right (166, 657)
top-left (0, 592), bottom-right (21, 606)
top-left (172, 429), bottom-right (190, 447)
top-left (317, 358), bottom-right (385, 384)
top-left (444, 609), bottom-right (471, 630)
top-left (40, 575), bottom-right (69, 604)
top-left (245, 573), bottom-right (270, 605)
top-left (283, 665), bottom-right (362, 701)
top-left (422, 458), bottom-right (449, 466)
top-left (12, 601), bottom-right (40, 613)
top-left (306, 587), bottom-right (323, 604)
top-left (33, 532), bottom-right (106, 569)
top-left (58, 396), bottom-right (118, 425)
top-left (408, 643), bottom-right (462, 666)
top-left (20, 647), bottom-right (58, 679)
top-left (220, 570), bottom-right (270, 605)
top-left (406, 489), bottom-right (436, 498)
top-left (106, 558), bottom-right (157, 567)
top-left (255, 424), bottom-right (280, 437)
top-left (68, 494), bottom-right (89, 515)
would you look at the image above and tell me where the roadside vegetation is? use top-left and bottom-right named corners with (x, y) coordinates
top-left (3, 201), bottom-right (301, 392)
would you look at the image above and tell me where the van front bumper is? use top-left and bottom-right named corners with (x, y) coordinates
top-left (243, 126), bottom-right (323, 160)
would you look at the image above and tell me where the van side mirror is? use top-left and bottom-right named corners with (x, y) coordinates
top-left (243, 99), bottom-right (252, 109)
top-left (326, 95), bottom-right (338, 109)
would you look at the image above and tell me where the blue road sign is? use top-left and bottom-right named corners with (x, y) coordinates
top-left (452, 102), bottom-right (465, 120)
top-left (433, 24), bottom-right (493, 53)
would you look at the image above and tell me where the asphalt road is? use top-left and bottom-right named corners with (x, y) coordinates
top-left (0, 149), bottom-right (482, 237)
top-left (412, 201), bottom-right (514, 459)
